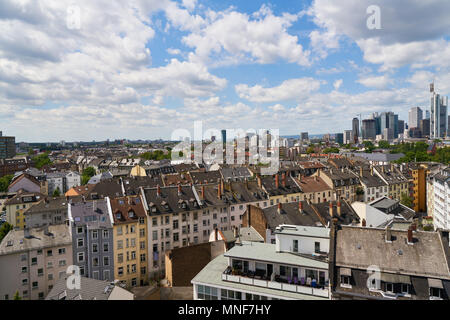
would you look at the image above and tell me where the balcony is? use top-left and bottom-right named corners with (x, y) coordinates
top-left (221, 267), bottom-right (329, 298)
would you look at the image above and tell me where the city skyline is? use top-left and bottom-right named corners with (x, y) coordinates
top-left (1, 1), bottom-right (450, 142)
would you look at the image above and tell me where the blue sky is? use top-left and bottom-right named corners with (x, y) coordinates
top-left (0, 0), bottom-right (449, 142)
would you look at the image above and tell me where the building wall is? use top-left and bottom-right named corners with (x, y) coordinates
top-left (0, 243), bottom-right (72, 300)
top-left (412, 167), bottom-right (427, 213)
top-left (113, 219), bottom-right (148, 288)
top-left (5, 202), bottom-right (36, 229)
top-left (242, 205), bottom-right (267, 242)
top-left (8, 179), bottom-right (40, 194)
top-left (275, 233), bottom-right (329, 255)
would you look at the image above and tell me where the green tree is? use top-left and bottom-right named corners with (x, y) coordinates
top-left (323, 147), bottom-right (340, 154)
top-left (13, 291), bottom-right (21, 300)
top-left (378, 140), bottom-right (390, 149)
top-left (81, 167), bottom-right (96, 185)
top-left (306, 146), bottom-right (315, 154)
top-left (0, 222), bottom-right (13, 243)
top-left (0, 174), bottom-right (13, 192)
top-left (52, 187), bottom-right (61, 197)
top-left (400, 192), bottom-right (414, 209)
top-left (31, 152), bottom-right (52, 169)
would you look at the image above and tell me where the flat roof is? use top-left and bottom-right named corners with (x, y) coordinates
top-left (191, 254), bottom-right (328, 300)
top-left (275, 225), bottom-right (330, 239)
top-left (224, 241), bottom-right (328, 270)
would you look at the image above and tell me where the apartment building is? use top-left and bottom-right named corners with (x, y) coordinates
top-left (192, 240), bottom-right (330, 300)
top-left (315, 168), bottom-right (360, 203)
top-left (373, 165), bottom-right (409, 201)
top-left (259, 173), bottom-right (303, 205)
top-left (67, 199), bottom-right (115, 281)
top-left (431, 168), bottom-right (450, 230)
top-left (0, 224), bottom-right (73, 300)
top-left (110, 196), bottom-right (149, 288)
top-left (3, 190), bottom-right (44, 229)
top-left (294, 175), bottom-right (333, 204)
top-left (329, 222), bottom-right (450, 300)
top-left (24, 197), bottom-right (73, 228)
top-left (356, 166), bottom-right (388, 202)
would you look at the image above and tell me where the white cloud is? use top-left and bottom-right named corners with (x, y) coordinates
top-left (333, 79), bottom-right (343, 90)
top-left (357, 74), bottom-right (392, 89)
top-left (235, 78), bottom-right (323, 103)
top-left (182, 5), bottom-right (311, 66)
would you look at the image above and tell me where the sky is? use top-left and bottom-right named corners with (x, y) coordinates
top-left (1, 0), bottom-right (450, 142)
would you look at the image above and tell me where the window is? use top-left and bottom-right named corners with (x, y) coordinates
top-left (130, 238), bottom-right (136, 247)
top-left (77, 227), bottom-right (83, 234)
top-left (21, 266), bottom-right (27, 273)
top-left (37, 268), bottom-right (44, 277)
top-left (117, 227), bottom-right (123, 236)
top-left (58, 248), bottom-right (66, 255)
top-left (103, 230), bottom-right (109, 238)
top-left (48, 274), bottom-right (53, 281)
top-left (165, 216), bottom-right (170, 224)
top-left (131, 251), bottom-right (136, 260)
top-left (293, 240), bottom-right (298, 252)
top-left (430, 287), bottom-right (442, 299)
top-left (118, 267), bottom-right (123, 276)
top-left (31, 257), bottom-right (37, 265)
top-left (140, 228), bottom-right (145, 237)
top-left (92, 230), bottom-right (98, 239)
top-left (385, 282), bottom-right (394, 293)
top-left (165, 229), bottom-right (170, 238)
top-left (47, 250), bottom-right (53, 257)
top-left (103, 256), bottom-right (109, 266)
top-left (401, 284), bottom-right (410, 295)
top-left (141, 267), bottom-right (146, 275)
top-left (59, 260), bottom-right (66, 267)
top-left (173, 233), bottom-right (179, 242)
top-left (104, 270), bottom-right (110, 281)
top-left (103, 243), bottom-right (109, 252)
top-left (93, 257), bottom-right (99, 267)
top-left (197, 285), bottom-right (218, 300)
top-left (193, 224), bottom-right (198, 233)
top-left (131, 264), bottom-right (137, 273)
top-left (32, 281), bottom-right (38, 289)
top-left (341, 275), bottom-right (351, 287)
top-left (221, 289), bottom-right (242, 300)
top-left (77, 238), bottom-right (84, 248)
top-left (140, 254), bottom-right (146, 262)
top-left (22, 278), bottom-right (28, 285)
top-left (130, 225), bottom-right (136, 233)
top-left (118, 253), bottom-right (123, 263)
top-left (140, 241), bottom-right (145, 249)
top-left (21, 254), bottom-right (27, 261)
top-left (38, 292), bottom-right (44, 300)
top-left (315, 242), bottom-right (321, 253)
top-left (139, 217), bottom-right (145, 224)
top-left (117, 240), bottom-right (123, 249)
top-left (173, 220), bottom-right (179, 229)
top-left (152, 230), bottom-right (158, 241)
top-left (92, 243), bottom-right (98, 253)
top-left (132, 278), bottom-right (137, 286)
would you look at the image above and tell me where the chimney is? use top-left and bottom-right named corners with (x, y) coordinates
top-left (277, 202), bottom-right (282, 214)
top-left (362, 219), bottom-right (366, 227)
top-left (221, 179), bottom-right (224, 193)
top-left (156, 184), bottom-right (161, 197)
top-left (370, 166), bottom-right (374, 176)
top-left (407, 227), bottom-right (413, 244)
top-left (318, 169), bottom-right (321, 177)
top-left (177, 184), bottom-right (182, 196)
top-left (281, 173), bottom-right (286, 188)
top-left (329, 201), bottom-right (333, 217)
top-left (275, 174), bottom-right (279, 188)
top-left (201, 186), bottom-right (205, 199)
top-left (298, 201), bottom-right (303, 214)
top-left (233, 226), bottom-right (238, 238)
top-left (215, 228), bottom-right (218, 241)
top-left (385, 226), bottom-right (392, 242)
top-left (337, 201), bottom-right (341, 216)
top-left (217, 183), bottom-right (222, 199)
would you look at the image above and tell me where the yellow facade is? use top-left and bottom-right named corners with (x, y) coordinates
top-left (412, 167), bottom-right (427, 213)
top-left (130, 165), bottom-right (147, 177)
top-left (5, 202), bottom-right (36, 229)
top-left (112, 202), bottom-right (149, 288)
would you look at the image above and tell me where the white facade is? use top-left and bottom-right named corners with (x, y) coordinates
top-left (432, 173), bottom-right (450, 230)
top-left (274, 225), bottom-right (329, 255)
top-left (65, 171), bottom-right (81, 191)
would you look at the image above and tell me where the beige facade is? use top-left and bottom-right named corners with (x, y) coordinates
top-left (0, 225), bottom-right (73, 300)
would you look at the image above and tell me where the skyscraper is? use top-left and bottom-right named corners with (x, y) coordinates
top-left (221, 129), bottom-right (227, 144)
top-left (420, 119), bottom-right (430, 137)
top-left (430, 84), bottom-right (448, 139)
top-left (300, 132), bottom-right (309, 143)
top-left (352, 118), bottom-right (359, 143)
top-left (362, 119), bottom-right (376, 140)
top-left (0, 131), bottom-right (15, 159)
top-left (408, 107), bottom-right (423, 129)
top-left (398, 120), bottom-right (405, 134)
top-left (335, 133), bottom-right (344, 145)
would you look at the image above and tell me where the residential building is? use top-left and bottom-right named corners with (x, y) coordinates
top-left (65, 171), bottom-right (81, 191)
top-left (317, 169), bottom-right (360, 203)
top-left (46, 172), bottom-right (66, 195)
top-left (3, 190), bottom-right (44, 229)
top-left (0, 157), bottom-right (30, 178)
top-left (373, 165), bottom-right (409, 201)
top-left (431, 168), bottom-right (450, 230)
top-left (192, 240), bottom-right (330, 300)
top-left (0, 224), bottom-right (73, 300)
top-left (24, 197), bottom-right (73, 229)
top-left (351, 197), bottom-right (415, 228)
top-left (259, 173), bottom-right (303, 206)
top-left (8, 173), bottom-right (47, 195)
top-left (329, 223), bottom-right (450, 300)
top-left (294, 175), bottom-right (333, 204)
top-left (67, 199), bottom-right (115, 281)
top-left (110, 196), bottom-right (148, 288)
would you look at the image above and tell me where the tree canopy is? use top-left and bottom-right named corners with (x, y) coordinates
top-left (31, 152), bottom-right (52, 169)
top-left (0, 175), bottom-right (13, 192)
top-left (0, 222), bottom-right (13, 243)
top-left (81, 167), bottom-right (96, 185)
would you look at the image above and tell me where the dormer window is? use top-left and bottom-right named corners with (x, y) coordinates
top-left (128, 210), bottom-right (135, 218)
top-left (428, 279), bottom-right (443, 299)
top-left (115, 212), bottom-right (122, 219)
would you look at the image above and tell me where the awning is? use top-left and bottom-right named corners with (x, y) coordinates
top-left (428, 278), bottom-right (443, 289)
top-left (340, 267), bottom-right (352, 276)
top-left (380, 273), bottom-right (411, 284)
